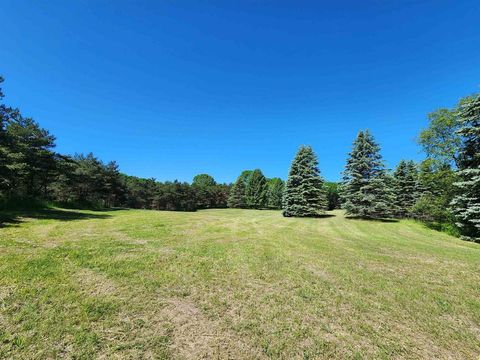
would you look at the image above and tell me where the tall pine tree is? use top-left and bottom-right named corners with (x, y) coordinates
top-left (245, 169), bottom-right (268, 209)
top-left (282, 145), bottom-right (327, 217)
top-left (393, 160), bottom-right (419, 217)
top-left (227, 174), bottom-right (247, 208)
top-left (406, 160), bottom-right (420, 200)
top-left (451, 95), bottom-right (480, 241)
top-left (341, 130), bottom-right (394, 219)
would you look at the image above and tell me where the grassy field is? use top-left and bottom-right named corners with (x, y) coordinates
top-left (0, 208), bottom-right (479, 359)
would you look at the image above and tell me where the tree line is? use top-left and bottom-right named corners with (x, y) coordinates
top-left (1, 76), bottom-right (478, 241)
top-left (0, 77), bottom-right (229, 211)
top-left (279, 94), bottom-right (479, 242)
top-left (227, 170), bottom-right (284, 210)
top-left (226, 168), bottom-right (339, 211)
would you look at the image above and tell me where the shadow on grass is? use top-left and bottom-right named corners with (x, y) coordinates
top-left (0, 208), bottom-right (111, 228)
top-left (0, 213), bottom-right (21, 228)
top-left (284, 213), bottom-right (337, 219)
top-left (345, 216), bottom-right (398, 223)
top-left (52, 201), bottom-right (129, 212)
top-left (313, 214), bottom-right (336, 219)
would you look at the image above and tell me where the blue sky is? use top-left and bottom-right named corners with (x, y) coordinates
top-left (1, 0), bottom-right (479, 183)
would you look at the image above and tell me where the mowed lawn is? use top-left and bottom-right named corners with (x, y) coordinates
top-left (0, 208), bottom-right (479, 359)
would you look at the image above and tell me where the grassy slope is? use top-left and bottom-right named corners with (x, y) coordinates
top-left (0, 208), bottom-right (479, 359)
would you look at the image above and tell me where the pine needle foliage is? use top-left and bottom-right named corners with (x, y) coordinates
top-left (451, 94), bottom-right (480, 241)
top-left (393, 160), bottom-right (419, 217)
top-left (341, 130), bottom-right (394, 219)
top-left (282, 145), bottom-right (327, 217)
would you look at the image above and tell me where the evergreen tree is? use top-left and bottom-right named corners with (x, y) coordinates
top-left (451, 95), bottom-right (480, 241)
top-left (227, 174), bottom-right (247, 208)
top-left (0, 76), bottom-right (13, 194)
top-left (393, 160), bottom-right (418, 217)
top-left (102, 161), bottom-right (124, 207)
top-left (282, 145), bottom-right (327, 217)
top-left (406, 160), bottom-right (420, 200)
top-left (0, 76), bottom-right (233, 212)
top-left (245, 169), bottom-right (267, 209)
top-left (5, 116), bottom-right (57, 198)
top-left (393, 160), bottom-right (408, 216)
top-left (341, 130), bottom-right (394, 218)
top-left (266, 178), bottom-right (284, 209)
top-left (153, 180), bottom-right (197, 211)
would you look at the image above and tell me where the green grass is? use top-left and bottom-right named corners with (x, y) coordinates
top-left (1, 208), bottom-right (479, 359)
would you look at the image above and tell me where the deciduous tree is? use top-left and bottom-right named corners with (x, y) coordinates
top-left (245, 169), bottom-right (267, 209)
top-left (266, 177), bottom-right (284, 209)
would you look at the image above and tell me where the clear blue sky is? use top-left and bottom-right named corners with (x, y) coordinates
top-left (1, 1), bottom-right (479, 183)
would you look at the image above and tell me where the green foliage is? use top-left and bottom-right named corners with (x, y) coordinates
top-left (283, 145), bottom-right (327, 217)
top-left (227, 170), bottom-right (253, 209)
top-left (415, 96), bottom-right (479, 236)
top-left (0, 77), bottom-right (231, 212)
top-left (0, 196), bottom-right (47, 211)
top-left (266, 178), bottom-right (284, 209)
top-left (245, 169), bottom-right (268, 209)
top-left (121, 175), bottom-right (158, 209)
top-left (0, 77), bottom-right (57, 202)
top-left (341, 130), bottom-right (394, 219)
top-left (120, 175), bottom-right (198, 211)
top-left (324, 182), bottom-right (340, 210)
top-left (417, 95), bottom-right (477, 168)
top-left (392, 160), bottom-right (419, 217)
top-left (227, 172), bottom-right (248, 208)
top-left (1, 72), bottom-right (478, 236)
top-left (153, 181), bottom-right (197, 211)
top-left (417, 108), bottom-right (462, 167)
top-left (2, 115), bottom-right (57, 199)
top-left (411, 159), bottom-right (457, 224)
top-left (192, 174), bottom-right (216, 188)
top-left (51, 153), bottom-right (124, 208)
top-left (191, 173), bottom-right (229, 209)
top-left (0, 76), bottom-right (11, 193)
top-left (451, 94), bottom-right (480, 241)
top-left (411, 194), bottom-right (455, 225)
top-left (238, 170), bottom-right (253, 185)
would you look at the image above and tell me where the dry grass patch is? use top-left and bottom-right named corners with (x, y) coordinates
top-left (164, 298), bottom-right (264, 359)
top-left (74, 267), bottom-right (119, 298)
